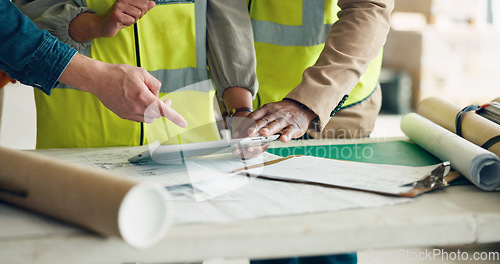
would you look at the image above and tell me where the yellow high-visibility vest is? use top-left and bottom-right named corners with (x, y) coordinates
top-left (34, 0), bottom-right (220, 149)
top-left (248, 0), bottom-right (383, 110)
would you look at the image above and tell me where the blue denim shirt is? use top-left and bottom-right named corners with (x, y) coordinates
top-left (0, 0), bottom-right (76, 95)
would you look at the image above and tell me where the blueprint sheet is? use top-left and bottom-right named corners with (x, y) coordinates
top-left (39, 146), bottom-right (411, 225)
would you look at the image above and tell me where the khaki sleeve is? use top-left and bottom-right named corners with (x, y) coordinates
top-left (285, 0), bottom-right (394, 131)
top-left (206, 0), bottom-right (258, 100)
top-left (14, 0), bottom-right (93, 51)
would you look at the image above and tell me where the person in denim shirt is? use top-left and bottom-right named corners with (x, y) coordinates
top-left (0, 0), bottom-right (186, 126)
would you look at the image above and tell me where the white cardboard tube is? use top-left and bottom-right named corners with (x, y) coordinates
top-left (0, 146), bottom-right (171, 248)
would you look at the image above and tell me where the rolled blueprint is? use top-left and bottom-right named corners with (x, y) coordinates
top-left (416, 97), bottom-right (500, 157)
top-left (0, 146), bottom-right (171, 248)
top-left (401, 113), bottom-right (500, 191)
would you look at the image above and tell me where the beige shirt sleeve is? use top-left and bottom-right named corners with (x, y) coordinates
top-left (285, 0), bottom-right (394, 131)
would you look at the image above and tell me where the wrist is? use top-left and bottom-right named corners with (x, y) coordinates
top-left (223, 87), bottom-right (253, 114)
top-left (283, 98), bottom-right (317, 121)
top-left (59, 54), bottom-right (101, 93)
top-left (69, 12), bottom-right (103, 42)
top-left (223, 107), bottom-right (253, 118)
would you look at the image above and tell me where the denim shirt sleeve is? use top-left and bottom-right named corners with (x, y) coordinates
top-left (0, 0), bottom-right (77, 95)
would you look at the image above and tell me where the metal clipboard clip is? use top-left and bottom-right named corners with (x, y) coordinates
top-left (411, 161), bottom-right (451, 189)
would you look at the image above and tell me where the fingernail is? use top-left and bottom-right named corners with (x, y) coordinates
top-left (233, 148), bottom-right (241, 155)
top-left (178, 120), bottom-right (187, 128)
top-left (233, 131), bottom-right (239, 138)
top-left (261, 128), bottom-right (269, 134)
top-left (248, 147), bottom-right (255, 152)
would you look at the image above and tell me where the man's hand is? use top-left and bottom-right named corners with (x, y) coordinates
top-left (227, 114), bottom-right (270, 160)
top-left (69, 0), bottom-right (155, 42)
top-left (220, 86), bottom-right (266, 159)
top-left (98, 0), bottom-right (155, 38)
top-left (59, 54), bottom-right (187, 126)
top-left (234, 99), bottom-right (317, 143)
top-left (92, 63), bottom-right (187, 125)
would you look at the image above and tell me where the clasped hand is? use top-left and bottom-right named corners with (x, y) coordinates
top-left (99, 0), bottom-right (155, 38)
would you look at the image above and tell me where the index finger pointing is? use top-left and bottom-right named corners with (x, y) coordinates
top-left (156, 99), bottom-right (187, 128)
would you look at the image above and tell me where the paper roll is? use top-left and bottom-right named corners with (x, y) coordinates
top-left (401, 113), bottom-right (500, 191)
top-left (0, 146), bottom-right (171, 248)
top-left (417, 97), bottom-right (500, 157)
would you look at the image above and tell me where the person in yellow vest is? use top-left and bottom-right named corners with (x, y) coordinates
top-left (15, 0), bottom-right (258, 149)
top-left (224, 1), bottom-right (393, 263)
top-left (227, 0), bottom-right (394, 147)
top-left (1, 0), bottom-right (186, 140)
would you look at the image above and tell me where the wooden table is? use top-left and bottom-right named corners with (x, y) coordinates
top-left (1, 137), bottom-right (499, 263)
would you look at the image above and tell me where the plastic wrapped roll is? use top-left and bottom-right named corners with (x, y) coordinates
top-left (401, 113), bottom-right (500, 191)
top-left (416, 97), bottom-right (500, 158)
top-left (0, 146), bottom-right (171, 248)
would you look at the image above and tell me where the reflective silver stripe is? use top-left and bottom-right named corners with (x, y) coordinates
top-left (154, 0), bottom-right (210, 93)
top-left (53, 67), bottom-right (210, 92)
top-left (251, 0), bottom-right (332, 47)
top-left (151, 68), bottom-right (210, 93)
top-left (303, 0), bottom-right (325, 28)
top-left (167, 79), bottom-right (214, 93)
top-left (195, 0), bottom-right (208, 80)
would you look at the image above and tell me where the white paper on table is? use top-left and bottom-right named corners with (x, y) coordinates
top-left (49, 146), bottom-right (269, 189)
top-left (166, 177), bottom-right (410, 225)
top-left (401, 113), bottom-right (500, 191)
top-left (41, 146), bottom-right (411, 225)
top-left (240, 156), bottom-right (444, 195)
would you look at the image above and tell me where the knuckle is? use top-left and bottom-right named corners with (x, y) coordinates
top-left (135, 9), bottom-right (142, 18)
top-left (135, 94), bottom-right (149, 107)
top-left (152, 79), bottom-right (161, 91)
top-left (126, 90), bottom-right (144, 104)
top-left (115, 2), bottom-right (126, 10)
top-left (264, 103), bottom-right (278, 111)
top-left (127, 102), bottom-right (141, 114)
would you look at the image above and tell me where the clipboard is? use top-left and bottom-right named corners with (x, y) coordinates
top-left (233, 155), bottom-right (461, 198)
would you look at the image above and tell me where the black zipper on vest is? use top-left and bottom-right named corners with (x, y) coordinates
top-left (133, 23), bottom-right (145, 146)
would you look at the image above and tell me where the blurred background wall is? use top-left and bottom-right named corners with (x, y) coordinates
top-left (380, 0), bottom-right (500, 114)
